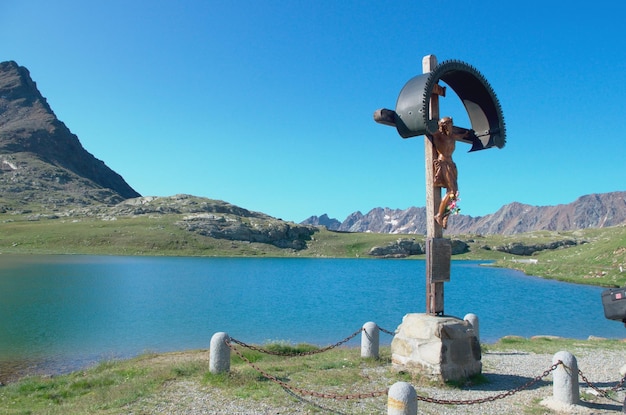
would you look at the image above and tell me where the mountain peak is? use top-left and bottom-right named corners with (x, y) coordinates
top-left (0, 61), bottom-right (140, 211)
top-left (300, 213), bottom-right (342, 230)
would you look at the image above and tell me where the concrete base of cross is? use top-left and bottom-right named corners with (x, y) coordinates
top-left (391, 313), bottom-right (481, 382)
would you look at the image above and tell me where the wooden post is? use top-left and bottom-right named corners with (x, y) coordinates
top-left (423, 55), bottom-right (447, 315)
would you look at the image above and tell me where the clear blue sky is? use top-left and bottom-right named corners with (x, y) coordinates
top-left (1, 1), bottom-right (625, 223)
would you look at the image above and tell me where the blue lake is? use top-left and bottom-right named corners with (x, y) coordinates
top-left (0, 255), bottom-right (623, 380)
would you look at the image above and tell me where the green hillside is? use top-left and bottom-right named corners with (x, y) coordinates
top-left (1, 209), bottom-right (625, 287)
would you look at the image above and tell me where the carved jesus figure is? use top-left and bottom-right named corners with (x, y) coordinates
top-left (431, 117), bottom-right (467, 229)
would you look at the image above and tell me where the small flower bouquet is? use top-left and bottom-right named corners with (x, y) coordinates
top-left (446, 192), bottom-right (461, 215)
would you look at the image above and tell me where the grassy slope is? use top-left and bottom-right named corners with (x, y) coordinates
top-left (469, 226), bottom-right (626, 287)
top-left (1, 213), bottom-right (625, 287)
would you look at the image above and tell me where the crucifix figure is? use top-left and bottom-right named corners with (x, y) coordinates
top-left (431, 116), bottom-right (467, 229)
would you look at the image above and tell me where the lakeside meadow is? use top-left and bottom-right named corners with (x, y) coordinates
top-left (1, 212), bottom-right (625, 287)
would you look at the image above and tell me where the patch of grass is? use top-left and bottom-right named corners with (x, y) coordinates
top-left (0, 351), bottom-right (209, 415)
top-left (231, 348), bottom-right (265, 364)
top-left (170, 361), bottom-right (204, 377)
top-left (263, 341), bottom-right (319, 355)
top-left (483, 336), bottom-right (625, 354)
top-left (524, 397), bottom-right (552, 414)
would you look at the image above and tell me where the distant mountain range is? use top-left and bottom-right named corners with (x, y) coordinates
top-left (2, 60), bottom-right (625, 239)
top-left (301, 191), bottom-right (626, 235)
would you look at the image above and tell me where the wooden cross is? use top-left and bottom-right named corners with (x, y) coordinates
top-left (374, 55), bottom-right (450, 315)
top-left (374, 55), bottom-right (505, 316)
top-left (374, 55), bottom-right (451, 314)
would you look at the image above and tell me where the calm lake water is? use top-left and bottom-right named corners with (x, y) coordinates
top-left (0, 255), bottom-right (623, 381)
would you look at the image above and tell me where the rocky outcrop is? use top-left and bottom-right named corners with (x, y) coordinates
top-left (493, 239), bottom-right (583, 256)
top-left (0, 60), bottom-right (140, 210)
top-left (368, 238), bottom-right (424, 258)
top-left (62, 194), bottom-right (318, 250)
top-left (303, 192), bottom-right (626, 235)
top-left (368, 238), bottom-right (469, 258)
top-left (451, 239), bottom-right (470, 255)
top-left (178, 213), bottom-right (314, 250)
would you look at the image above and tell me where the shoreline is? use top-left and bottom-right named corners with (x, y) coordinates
top-left (1, 250), bottom-right (623, 290)
top-left (2, 335), bottom-right (625, 386)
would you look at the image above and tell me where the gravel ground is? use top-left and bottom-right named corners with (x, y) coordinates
top-left (131, 348), bottom-right (626, 415)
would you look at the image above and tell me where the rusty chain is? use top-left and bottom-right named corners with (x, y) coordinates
top-left (225, 335), bottom-right (561, 406)
top-left (379, 326), bottom-right (396, 336)
top-left (420, 362), bottom-right (626, 406)
top-left (417, 361), bottom-right (562, 405)
top-left (230, 326), bottom-right (395, 357)
top-left (229, 327), bottom-right (364, 356)
top-left (574, 365), bottom-right (626, 403)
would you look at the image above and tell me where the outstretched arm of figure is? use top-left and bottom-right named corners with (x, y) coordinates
top-left (452, 126), bottom-right (491, 152)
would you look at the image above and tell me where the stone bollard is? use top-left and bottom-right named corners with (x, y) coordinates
top-left (552, 351), bottom-right (579, 405)
top-left (387, 381), bottom-right (417, 415)
top-left (209, 332), bottom-right (230, 374)
top-left (361, 321), bottom-right (379, 359)
top-left (463, 313), bottom-right (480, 343)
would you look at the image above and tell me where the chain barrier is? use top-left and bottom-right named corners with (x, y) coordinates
top-left (223, 330), bottom-right (625, 408)
top-left (225, 338), bottom-right (389, 400)
top-left (417, 361), bottom-right (562, 405)
top-left (573, 365), bottom-right (626, 403)
top-left (225, 332), bottom-right (561, 406)
top-left (379, 326), bottom-right (395, 336)
top-left (230, 325), bottom-right (395, 357)
top-left (229, 327), bottom-right (364, 357)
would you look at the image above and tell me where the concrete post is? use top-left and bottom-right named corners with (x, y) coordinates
top-left (361, 321), bottom-right (380, 359)
top-left (464, 313), bottom-right (479, 343)
top-left (387, 381), bottom-right (417, 415)
top-left (209, 332), bottom-right (230, 374)
top-left (552, 351), bottom-right (579, 405)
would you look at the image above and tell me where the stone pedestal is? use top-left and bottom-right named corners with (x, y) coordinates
top-left (391, 313), bottom-right (481, 381)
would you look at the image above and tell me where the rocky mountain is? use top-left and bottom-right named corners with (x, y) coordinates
top-left (0, 60), bottom-right (140, 212)
top-left (302, 191), bottom-right (626, 235)
top-left (0, 61), bottom-right (316, 250)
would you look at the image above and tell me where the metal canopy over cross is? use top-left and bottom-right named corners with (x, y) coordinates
top-left (374, 54), bottom-right (506, 315)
